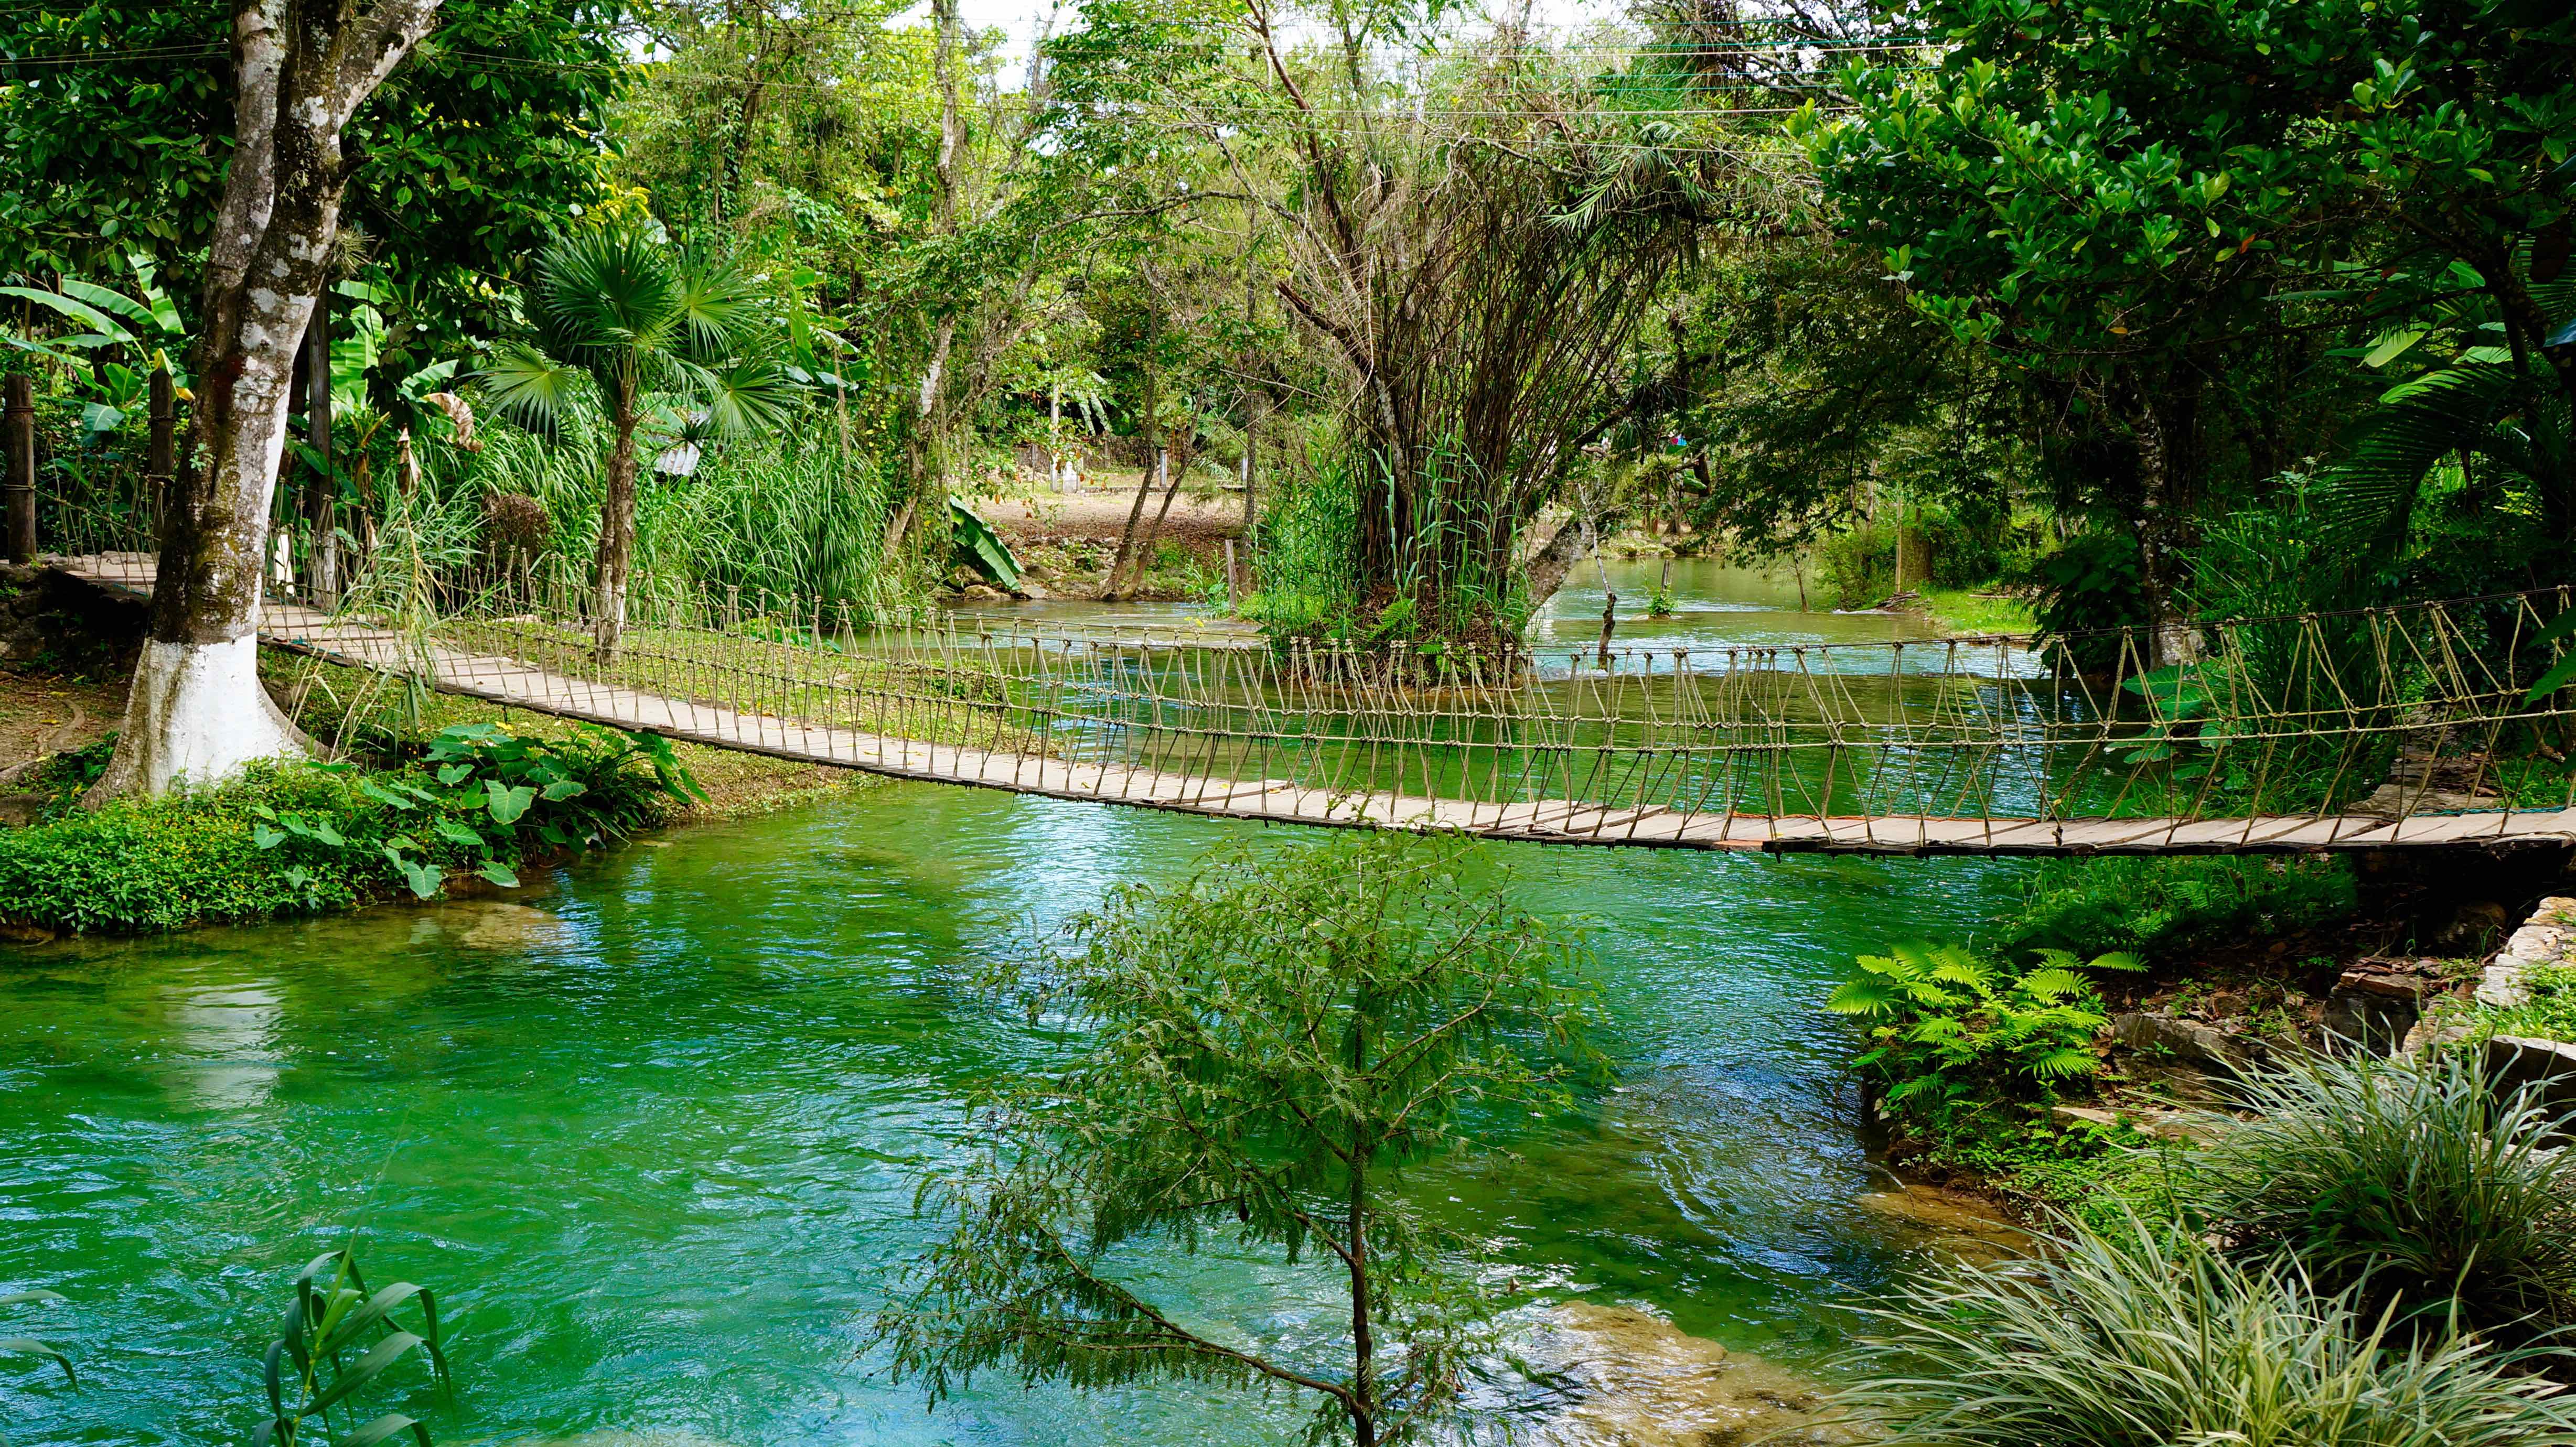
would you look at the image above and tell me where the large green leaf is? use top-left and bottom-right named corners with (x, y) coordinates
top-left (0, 1335), bottom-right (74, 1386)
top-left (307, 1332), bottom-right (427, 1416)
top-left (0, 285), bottom-right (135, 344)
top-left (949, 499), bottom-right (1024, 590)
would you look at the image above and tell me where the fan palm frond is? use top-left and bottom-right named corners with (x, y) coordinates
top-left (476, 340), bottom-right (591, 439)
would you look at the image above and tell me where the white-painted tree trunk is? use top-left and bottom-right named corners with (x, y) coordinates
top-left (88, 0), bottom-right (446, 802)
top-left (104, 638), bottom-right (313, 796)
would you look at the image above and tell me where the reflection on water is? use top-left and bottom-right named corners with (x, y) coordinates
top-left (163, 983), bottom-right (286, 1111)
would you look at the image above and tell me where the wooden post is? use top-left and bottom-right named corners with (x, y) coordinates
top-left (4, 375), bottom-right (34, 563)
top-left (146, 365), bottom-right (176, 541)
top-left (1222, 537), bottom-right (1241, 607)
top-left (303, 285), bottom-right (337, 601)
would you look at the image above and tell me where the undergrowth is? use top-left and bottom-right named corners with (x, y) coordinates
top-left (2473, 960), bottom-right (2576, 1041)
top-left (1987, 854), bottom-right (2359, 963)
top-left (0, 723), bottom-right (697, 934)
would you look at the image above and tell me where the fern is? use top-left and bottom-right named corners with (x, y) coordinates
top-left (1832, 940), bottom-right (2134, 1121)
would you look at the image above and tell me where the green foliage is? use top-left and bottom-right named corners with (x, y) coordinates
top-left (878, 836), bottom-right (1599, 1446)
top-left (0, 0), bottom-right (627, 358)
top-left (0, 725), bottom-right (697, 934)
top-left (1989, 855), bottom-right (2358, 964)
top-left (252, 1247), bottom-right (448, 1447)
top-left (1898, 1102), bottom-right (2174, 1231)
top-left (2025, 532), bottom-right (2149, 674)
top-left (1, 1287), bottom-right (76, 1410)
top-left (2184, 1050), bottom-right (2576, 1342)
top-left (1248, 453), bottom-right (1362, 640)
top-left (481, 224), bottom-right (794, 442)
top-left (1828, 941), bottom-right (2141, 1117)
top-left (1838, 1210), bottom-right (2576, 1447)
top-left (2475, 961), bottom-right (2576, 1043)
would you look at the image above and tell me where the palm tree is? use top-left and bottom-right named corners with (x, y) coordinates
top-left (481, 225), bottom-right (792, 658)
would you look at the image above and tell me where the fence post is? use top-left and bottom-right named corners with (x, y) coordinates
top-left (146, 365), bottom-right (176, 544)
top-left (4, 374), bottom-right (34, 563)
top-left (302, 286), bottom-right (337, 603)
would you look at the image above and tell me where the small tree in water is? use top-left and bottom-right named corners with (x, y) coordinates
top-left (877, 835), bottom-right (1598, 1445)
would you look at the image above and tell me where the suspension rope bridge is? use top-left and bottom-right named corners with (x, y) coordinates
top-left (50, 554), bottom-right (2576, 855)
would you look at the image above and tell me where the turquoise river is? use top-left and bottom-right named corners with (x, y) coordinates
top-left (1, 560), bottom-right (2043, 1444)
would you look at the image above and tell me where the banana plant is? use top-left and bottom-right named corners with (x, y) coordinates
top-left (1, 254), bottom-right (190, 441)
top-left (252, 1248), bottom-right (448, 1447)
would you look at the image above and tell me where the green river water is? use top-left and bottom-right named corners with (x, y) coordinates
top-left (1, 560), bottom-right (2041, 1445)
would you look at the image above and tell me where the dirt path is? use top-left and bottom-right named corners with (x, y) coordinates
top-left (0, 672), bottom-right (124, 780)
top-left (976, 488), bottom-right (1246, 545)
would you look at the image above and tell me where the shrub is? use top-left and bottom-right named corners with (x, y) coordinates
top-left (1989, 854), bottom-right (2358, 963)
top-left (2185, 1050), bottom-right (2576, 1341)
top-left (1838, 1211), bottom-right (2576, 1447)
top-left (1827, 941), bottom-right (2141, 1118)
top-left (0, 723), bottom-right (699, 934)
top-left (2026, 529), bottom-right (2149, 675)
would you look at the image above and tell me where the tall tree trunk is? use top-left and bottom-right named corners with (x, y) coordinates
top-left (1104, 446), bottom-right (1161, 601)
top-left (594, 401), bottom-right (639, 660)
top-left (303, 282), bottom-right (338, 603)
top-left (2131, 376), bottom-right (2203, 668)
top-left (91, 0), bottom-right (444, 802)
top-left (1123, 435), bottom-right (1192, 598)
top-left (1104, 359), bottom-right (1160, 601)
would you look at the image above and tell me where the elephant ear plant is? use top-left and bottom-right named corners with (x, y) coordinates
top-left (253, 1248), bottom-right (449, 1447)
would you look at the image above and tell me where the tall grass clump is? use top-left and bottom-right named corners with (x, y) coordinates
top-left (430, 406), bottom-right (899, 620)
top-left (2185, 1050), bottom-right (2576, 1341)
top-left (1839, 1211), bottom-right (2576, 1447)
top-left (1247, 451), bottom-right (1361, 638)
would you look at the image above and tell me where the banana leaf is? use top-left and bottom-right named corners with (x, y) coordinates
top-left (948, 498), bottom-right (1023, 591)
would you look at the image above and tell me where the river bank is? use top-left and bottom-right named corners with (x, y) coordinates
top-left (0, 568), bottom-right (873, 938)
top-left (1855, 845), bottom-right (2576, 1222)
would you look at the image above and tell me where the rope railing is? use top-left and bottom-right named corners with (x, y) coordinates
top-left (45, 549), bottom-right (2576, 854)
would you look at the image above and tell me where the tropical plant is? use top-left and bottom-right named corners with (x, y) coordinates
top-left (252, 1247), bottom-right (448, 1447)
top-left (1, 1286), bottom-right (75, 1412)
top-left (1827, 941), bottom-right (2141, 1116)
top-left (2184, 1049), bottom-right (2576, 1342)
top-left (2025, 532), bottom-right (2149, 676)
top-left (1, 255), bottom-right (190, 442)
top-left (876, 836), bottom-right (1600, 1447)
top-left (1989, 854), bottom-right (2357, 964)
top-left (1836, 1210), bottom-right (2576, 1447)
top-left (479, 225), bottom-right (794, 659)
top-left (242, 723), bottom-right (699, 902)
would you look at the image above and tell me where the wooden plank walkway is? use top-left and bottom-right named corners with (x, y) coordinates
top-left (52, 554), bottom-right (2576, 855)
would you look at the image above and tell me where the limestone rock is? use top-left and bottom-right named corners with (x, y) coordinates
top-left (2350, 783), bottom-right (2500, 818)
top-left (2483, 1035), bottom-right (2576, 1141)
top-left (1854, 1182), bottom-right (2033, 1265)
top-left (1515, 1302), bottom-right (1859, 1446)
top-left (2324, 960), bottom-right (2441, 1056)
top-left (2051, 1103), bottom-right (2205, 1142)
top-left (2109, 1012), bottom-right (2258, 1071)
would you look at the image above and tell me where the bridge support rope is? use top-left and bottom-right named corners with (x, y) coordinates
top-left (49, 553), bottom-right (2576, 855)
